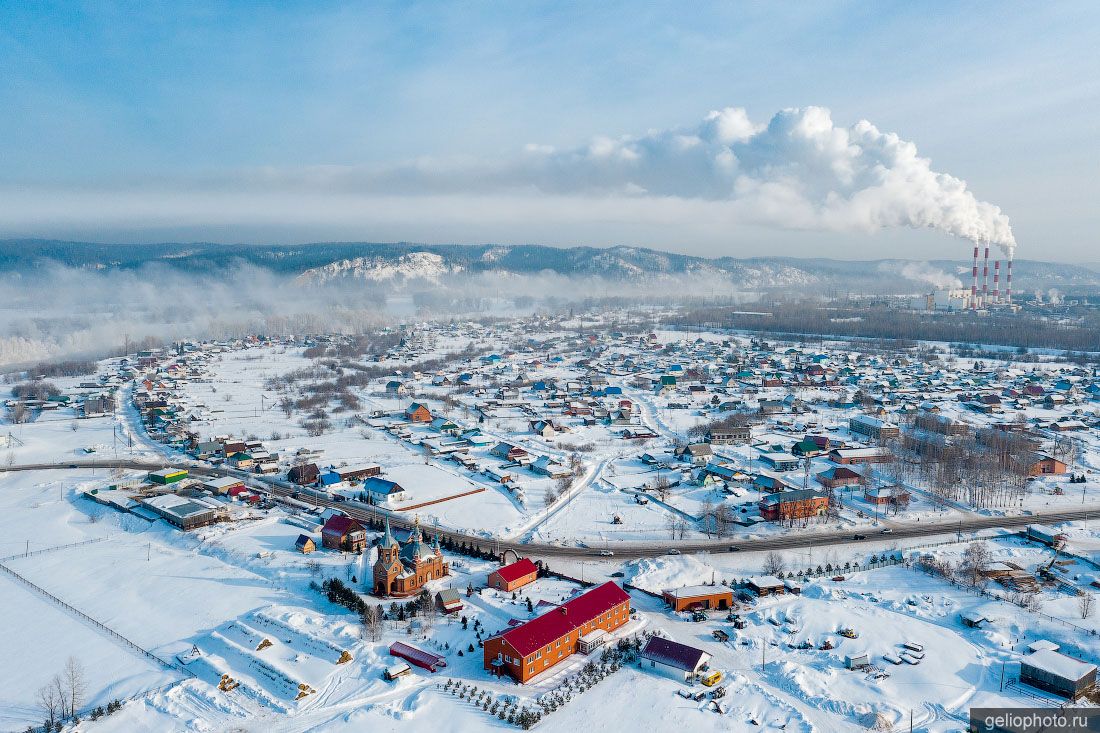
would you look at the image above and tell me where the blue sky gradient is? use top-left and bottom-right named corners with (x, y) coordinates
top-left (1, 2), bottom-right (1097, 260)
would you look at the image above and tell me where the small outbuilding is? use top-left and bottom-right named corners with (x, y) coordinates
top-left (662, 585), bottom-right (734, 612)
top-left (488, 558), bottom-right (539, 592)
top-left (1019, 649), bottom-right (1097, 700)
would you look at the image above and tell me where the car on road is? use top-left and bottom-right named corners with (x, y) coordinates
top-left (599, 549), bottom-right (614, 557)
top-left (667, 548), bottom-right (681, 555)
top-left (880, 528), bottom-right (893, 534)
top-left (728, 546), bottom-right (741, 552)
top-left (852, 534), bottom-right (866, 540)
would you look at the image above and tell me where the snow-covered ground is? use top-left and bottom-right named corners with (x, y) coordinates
top-left (2, 313), bottom-right (1100, 731)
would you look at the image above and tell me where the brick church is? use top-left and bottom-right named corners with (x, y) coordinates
top-left (372, 517), bottom-right (450, 597)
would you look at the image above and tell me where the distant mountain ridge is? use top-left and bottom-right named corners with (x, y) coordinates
top-left (1, 239), bottom-right (1098, 294)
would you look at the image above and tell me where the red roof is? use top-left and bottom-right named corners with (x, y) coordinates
top-left (321, 515), bottom-right (361, 536)
top-left (496, 581), bottom-right (629, 657)
top-left (492, 558), bottom-right (538, 583)
top-left (389, 641), bottom-right (446, 671)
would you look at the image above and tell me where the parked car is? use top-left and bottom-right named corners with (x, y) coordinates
top-left (667, 548), bottom-right (681, 555)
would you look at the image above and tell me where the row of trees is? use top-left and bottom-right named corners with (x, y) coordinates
top-left (673, 301), bottom-right (1100, 355)
top-left (879, 421), bottom-right (1036, 509)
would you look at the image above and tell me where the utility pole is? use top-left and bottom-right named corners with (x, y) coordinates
top-left (999, 661), bottom-right (1005, 691)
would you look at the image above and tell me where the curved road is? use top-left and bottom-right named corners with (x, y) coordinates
top-left (3, 459), bottom-right (1098, 560)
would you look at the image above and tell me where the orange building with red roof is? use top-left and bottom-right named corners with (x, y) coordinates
top-left (483, 582), bottom-right (631, 683)
top-left (487, 558), bottom-right (538, 592)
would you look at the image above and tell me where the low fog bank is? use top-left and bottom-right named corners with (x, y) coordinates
top-left (0, 264), bottom-right (393, 369)
top-left (0, 264), bottom-right (761, 369)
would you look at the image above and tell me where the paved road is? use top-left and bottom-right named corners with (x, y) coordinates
top-left (3, 459), bottom-right (1098, 560)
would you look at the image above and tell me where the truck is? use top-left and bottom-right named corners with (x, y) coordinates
top-left (1026, 524), bottom-right (1067, 548)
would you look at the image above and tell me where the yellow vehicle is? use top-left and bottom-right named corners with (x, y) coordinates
top-left (701, 670), bottom-right (723, 687)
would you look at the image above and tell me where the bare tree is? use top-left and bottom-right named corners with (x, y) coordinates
top-left (360, 604), bottom-right (383, 641)
top-left (1079, 593), bottom-right (1095, 620)
top-left (64, 656), bottom-right (86, 718)
top-left (37, 681), bottom-right (63, 731)
top-left (10, 403), bottom-right (29, 424)
top-left (664, 512), bottom-right (678, 540)
top-left (960, 542), bottom-right (991, 588)
top-left (763, 551), bottom-right (787, 577)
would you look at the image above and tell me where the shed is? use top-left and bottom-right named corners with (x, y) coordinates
top-left (1019, 649), bottom-right (1097, 700)
top-left (390, 642), bottom-right (447, 672)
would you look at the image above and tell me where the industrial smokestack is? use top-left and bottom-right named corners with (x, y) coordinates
top-left (993, 260), bottom-right (1000, 302)
top-left (982, 243), bottom-right (990, 306)
top-left (1006, 256), bottom-right (1013, 303)
top-left (971, 244), bottom-right (980, 309)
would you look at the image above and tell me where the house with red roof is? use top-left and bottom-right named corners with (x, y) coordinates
top-left (483, 581), bottom-right (631, 683)
top-left (320, 515), bottom-right (367, 552)
top-left (488, 558), bottom-right (538, 592)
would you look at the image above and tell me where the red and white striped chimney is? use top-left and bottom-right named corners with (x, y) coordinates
top-left (971, 244), bottom-right (980, 308)
top-left (982, 243), bottom-right (990, 305)
top-left (1006, 256), bottom-right (1013, 303)
top-left (993, 260), bottom-right (1000, 302)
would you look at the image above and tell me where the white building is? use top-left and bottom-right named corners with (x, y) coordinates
top-left (639, 636), bottom-right (711, 683)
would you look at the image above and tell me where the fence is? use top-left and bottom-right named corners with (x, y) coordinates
top-left (0, 562), bottom-right (194, 677)
top-left (0, 536), bottom-right (110, 562)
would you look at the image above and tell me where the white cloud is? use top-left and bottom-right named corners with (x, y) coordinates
top-left (0, 106), bottom-right (1016, 255)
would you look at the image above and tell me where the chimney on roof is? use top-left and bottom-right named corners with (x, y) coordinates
top-left (559, 606), bottom-right (568, 615)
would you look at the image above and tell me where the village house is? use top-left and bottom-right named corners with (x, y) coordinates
top-left (294, 534), bottom-right (316, 554)
top-left (638, 636), bottom-right (711, 683)
top-left (490, 442), bottom-right (529, 463)
top-left (1027, 454), bottom-right (1068, 476)
top-left (288, 462), bottom-right (320, 485)
top-left (483, 581), bottom-right (631, 683)
top-left (362, 477), bottom-right (407, 505)
top-left (815, 466), bottom-right (862, 490)
top-left (320, 515), bottom-right (367, 552)
top-left (529, 419), bottom-right (558, 439)
top-left (864, 484), bottom-right (912, 506)
top-left (675, 443), bottom-right (713, 465)
top-left (333, 464), bottom-right (382, 483)
top-left (759, 489), bottom-right (829, 522)
top-left (405, 402), bottom-right (433, 423)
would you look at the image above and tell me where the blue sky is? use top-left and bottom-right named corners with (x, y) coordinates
top-left (0, 1), bottom-right (1097, 261)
